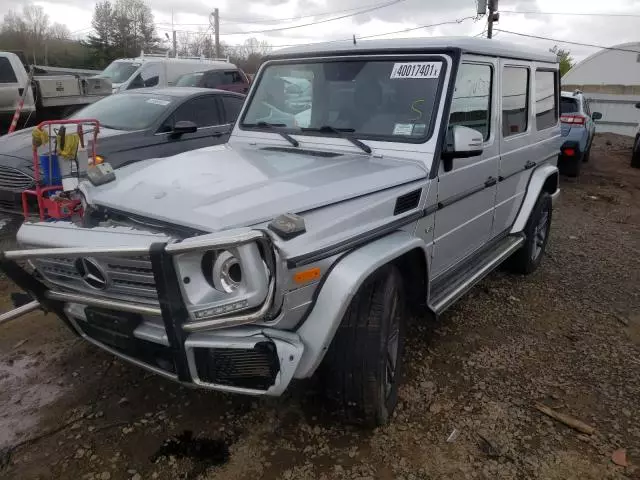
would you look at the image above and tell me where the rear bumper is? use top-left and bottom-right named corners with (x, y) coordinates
top-left (558, 140), bottom-right (582, 164)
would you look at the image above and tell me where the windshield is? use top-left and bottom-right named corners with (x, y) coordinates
top-left (241, 58), bottom-right (445, 142)
top-left (561, 97), bottom-right (579, 114)
top-left (176, 72), bottom-right (204, 87)
top-left (70, 93), bottom-right (173, 130)
top-left (101, 61), bottom-right (140, 83)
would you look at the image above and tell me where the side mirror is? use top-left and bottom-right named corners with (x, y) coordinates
top-left (442, 126), bottom-right (483, 171)
top-left (171, 120), bottom-right (198, 137)
top-left (635, 102), bottom-right (640, 109)
top-left (592, 112), bottom-right (603, 120)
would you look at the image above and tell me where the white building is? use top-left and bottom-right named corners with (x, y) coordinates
top-left (563, 42), bottom-right (640, 137)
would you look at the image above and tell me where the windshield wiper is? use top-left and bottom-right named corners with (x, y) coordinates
top-left (300, 125), bottom-right (372, 154)
top-left (243, 121), bottom-right (299, 147)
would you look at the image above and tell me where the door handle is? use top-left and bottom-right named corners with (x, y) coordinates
top-left (484, 176), bottom-right (497, 187)
top-left (524, 160), bottom-right (537, 170)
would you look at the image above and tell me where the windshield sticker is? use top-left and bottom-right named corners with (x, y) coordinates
top-left (146, 98), bottom-right (170, 106)
top-left (393, 123), bottom-right (414, 136)
top-left (390, 62), bottom-right (442, 79)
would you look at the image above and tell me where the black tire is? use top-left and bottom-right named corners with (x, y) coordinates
top-left (582, 143), bottom-right (591, 163)
top-left (561, 155), bottom-right (582, 177)
top-left (507, 192), bottom-right (552, 275)
top-left (320, 264), bottom-right (406, 426)
top-left (632, 135), bottom-right (640, 169)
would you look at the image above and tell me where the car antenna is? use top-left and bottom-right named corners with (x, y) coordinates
top-left (353, 35), bottom-right (357, 45)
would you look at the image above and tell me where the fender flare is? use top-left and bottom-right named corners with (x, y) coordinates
top-left (293, 230), bottom-right (428, 379)
top-left (510, 164), bottom-right (559, 234)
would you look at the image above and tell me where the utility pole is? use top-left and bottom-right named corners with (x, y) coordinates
top-left (213, 8), bottom-right (220, 58)
top-left (172, 10), bottom-right (177, 57)
top-left (487, 0), bottom-right (499, 39)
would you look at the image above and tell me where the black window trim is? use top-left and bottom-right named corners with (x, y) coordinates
top-left (448, 60), bottom-right (494, 143)
top-left (238, 53), bottom-right (451, 145)
top-left (534, 67), bottom-right (559, 132)
top-left (501, 64), bottom-right (531, 140)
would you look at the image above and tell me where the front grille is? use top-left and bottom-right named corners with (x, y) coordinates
top-left (194, 343), bottom-right (280, 390)
top-left (0, 165), bottom-right (34, 192)
top-left (33, 255), bottom-right (158, 304)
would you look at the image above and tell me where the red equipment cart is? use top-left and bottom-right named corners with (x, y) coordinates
top-left (22, 119), bottom-right (100, 221)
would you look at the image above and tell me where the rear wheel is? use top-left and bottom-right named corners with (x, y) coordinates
top-left (507, 192), bottom-right (552, 275)
top-left (582, 143), bottom-right (591, 163)
top-left (561, 155), bottom-right (582, 177)
top-left (321, 264), bottom-right (406, 426)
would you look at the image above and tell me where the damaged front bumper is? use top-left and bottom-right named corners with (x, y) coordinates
top-left (0, 224), bottom-right (305, 397)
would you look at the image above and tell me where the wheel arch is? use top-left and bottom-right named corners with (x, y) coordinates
top-left (293, 230), bottom-right (428, 379)
top-left (510, 165), bottom-right (559, 234)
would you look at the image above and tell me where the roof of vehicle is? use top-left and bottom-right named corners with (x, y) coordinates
top-left (268, 37), bottom-right (558, 63)
top-left (561, 90), bottom-right (584, 98)
top-left (112, 57), bottom-right (237, 69)
top-left (120, 87), bottom-right (245, 97)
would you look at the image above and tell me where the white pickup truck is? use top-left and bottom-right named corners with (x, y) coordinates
top-left (0, 51), bottom-right (112, 132)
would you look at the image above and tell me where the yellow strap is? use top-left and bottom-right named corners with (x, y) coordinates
top-left (32, 127), bottom-right (49, 148)
top-left (57, 133), bottom-right (80, 160)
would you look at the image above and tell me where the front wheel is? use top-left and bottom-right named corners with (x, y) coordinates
top-left (320, 264), bottom-right (406, 426)
top-left (507, 191), bottom-right (552, 275)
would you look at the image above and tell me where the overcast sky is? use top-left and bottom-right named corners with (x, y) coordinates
top-left (4, 0), bottom-right (640, 62)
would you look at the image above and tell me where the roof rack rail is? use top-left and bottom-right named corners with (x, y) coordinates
top-left (139, 51), bottom-right (170, 59)
top-left (137, 50), bottom-right (230, 62)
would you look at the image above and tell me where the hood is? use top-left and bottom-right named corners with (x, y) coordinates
top-left (85, 143), bottom-right (428, 232)
top-left (0, 126), bottom-right (128, 168)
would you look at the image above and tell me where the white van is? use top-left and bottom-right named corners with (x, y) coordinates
top-left (100, 52), bottom-right (237, 93)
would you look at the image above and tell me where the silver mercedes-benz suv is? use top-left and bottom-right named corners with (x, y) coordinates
top-left (1, 37), bottom-right (561, 426)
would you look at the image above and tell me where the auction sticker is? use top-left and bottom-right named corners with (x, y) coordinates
top-left (146, 98), bottom-right (170, 106)
top-left (390, 62), bottom-right (442, 79)
top-left (393, 123), bottom-right (414, 136)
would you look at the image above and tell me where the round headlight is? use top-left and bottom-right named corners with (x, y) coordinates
top-left (212, 250), bottom-right (242, 293)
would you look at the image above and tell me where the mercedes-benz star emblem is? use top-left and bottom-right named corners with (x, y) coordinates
top-left (75, 257), bottom-right (109, 290)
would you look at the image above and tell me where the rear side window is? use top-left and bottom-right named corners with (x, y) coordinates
top-left (173, 96), bottom-right (222, 127)
top-left (221, 96), bottom-right (244, 122)
top-left (449, 63), bottom-right (492, 140)
top-left (502, 66), bottom-right (529, 137)
top-left (224, 71), bottom-right (244, 84)
top-left (560, 97), bottom-right (579, 114)
top-left (0, 57), bottom-right (18, 83)
top-left (203, 71), bottom-right (223, 88)
top-left (535, 70), bottom-right (558, 130)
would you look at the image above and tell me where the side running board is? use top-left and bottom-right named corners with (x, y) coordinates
top-left (429, 234), bottom-right (525, 315)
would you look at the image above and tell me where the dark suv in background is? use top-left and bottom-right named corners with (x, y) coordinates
top-left (176, 67), bottom-right (250, 94)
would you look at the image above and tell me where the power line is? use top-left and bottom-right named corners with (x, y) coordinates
top-left (218, 0), bottom-right (409, 36)
top-left (495, 29), bottom-right (640, 54)
top-left (260, 15), bottom-right (477, 49)
top-left (500, 9), bottom-right (640, 18)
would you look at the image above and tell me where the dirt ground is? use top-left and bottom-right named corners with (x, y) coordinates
top-left (1, 133), bottom-right (639, 480)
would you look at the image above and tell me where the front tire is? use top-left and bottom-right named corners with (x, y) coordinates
top-left (321, 264), bottom-right (406, 426)
top-left (507, 192), bottom-right (552, 275)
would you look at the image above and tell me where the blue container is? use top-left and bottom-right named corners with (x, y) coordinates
top-left (39, 154), bottom-right (61, 186)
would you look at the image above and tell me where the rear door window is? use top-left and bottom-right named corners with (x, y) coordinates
top-left (224, 71), bottom-right (244, 84)
top-left (502, 66), bottom-right (529, 137)
top-left (220, 95), bottom-right (244, 123)
top-left (0, 57), bottom-right (18, 83)
top-left (560, 97), bottom-right (579, 114)
top-left (172, 95), bottom-right (222, 127)
top-left (203, 71), bottom-right (223, 88)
